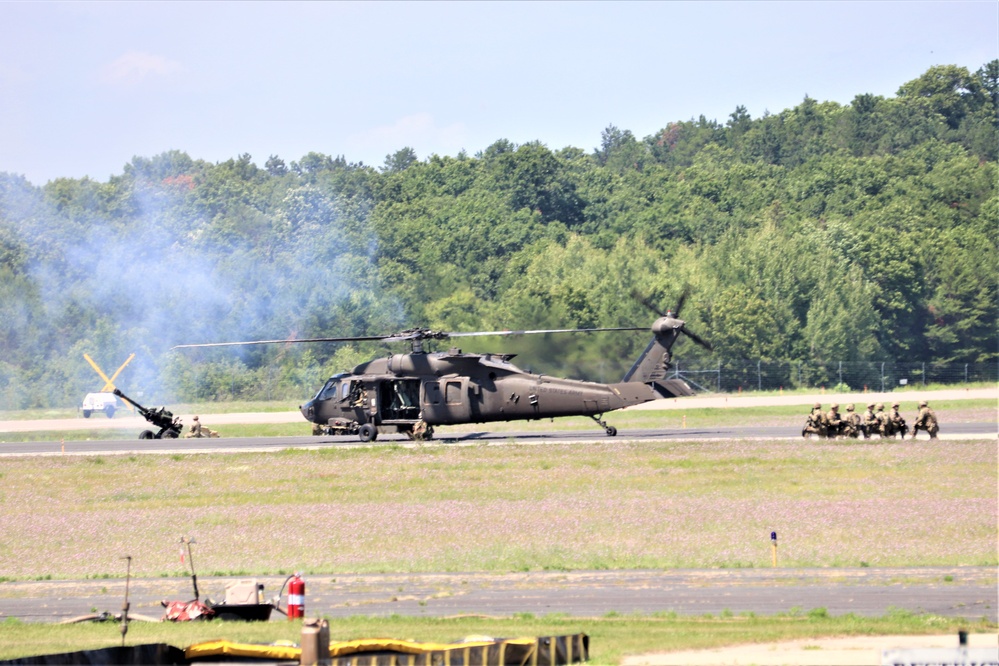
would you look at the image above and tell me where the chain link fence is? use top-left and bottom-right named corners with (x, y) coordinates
top-left (670, 360), bottom-right (998, 393)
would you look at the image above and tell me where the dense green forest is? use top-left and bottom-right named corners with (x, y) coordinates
top-left (1, 63), bottom-right (997, 409)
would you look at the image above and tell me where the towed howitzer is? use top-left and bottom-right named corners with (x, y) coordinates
top-left (112, 388), bottom-right (183, 439)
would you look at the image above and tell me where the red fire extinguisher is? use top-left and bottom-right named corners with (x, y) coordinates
top-left (287, 573), bottom-right (305, 619)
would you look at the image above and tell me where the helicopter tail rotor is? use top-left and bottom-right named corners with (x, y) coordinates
top-left (630, 290), bottom-right (712, 352)
top-left (623, 289), bottom-right (712, 385)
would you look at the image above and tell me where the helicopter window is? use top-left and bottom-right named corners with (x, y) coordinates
top-left (318, 380), bottom-right (339, 401)
top-left (445, 381), bottom-right (463, 405)
top-left (424, 381), bottom-right (441, 405)
top-left (341, 383), bottom-right (352, 401)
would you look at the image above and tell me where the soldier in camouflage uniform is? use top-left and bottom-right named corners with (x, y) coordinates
top-left (873, 403), bottom-right (889, 438)
top-left (910, 400), bottom-right (939, 439)
top-left (184, 415), bottom-right (219, 438)
top-left (802, 402), bottom-right (828, 438)
top-left (886, 402), bottom-right (907, 439)
top-left (860, 403), bottom-right (878, 439)
top-left (825, 403), bottom-right (844, 438)
top-left (185, 415), bottom-right (204, 438)
top-left (842, 404), bottom-right (863, 439)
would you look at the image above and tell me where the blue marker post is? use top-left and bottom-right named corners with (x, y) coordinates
top-left (771, 531), bottom-right (777, 567)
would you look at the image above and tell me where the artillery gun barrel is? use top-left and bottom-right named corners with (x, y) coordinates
top-left (112, 388), bottom-right (179, 432)
top-left (112, 388), bottom-right (150, 416)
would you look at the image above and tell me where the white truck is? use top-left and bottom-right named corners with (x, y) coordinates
top-left (81, 392), bottom-right (119, 418)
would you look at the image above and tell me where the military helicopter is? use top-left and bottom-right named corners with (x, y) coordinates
top-left (172, 293), bottom-right (712, 442)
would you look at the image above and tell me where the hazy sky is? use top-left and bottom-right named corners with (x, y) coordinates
top-left (1, 1), bottom-right (996, 186)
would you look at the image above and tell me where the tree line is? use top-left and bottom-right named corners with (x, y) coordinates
top-left (1, 63), bottom-right (996, 409)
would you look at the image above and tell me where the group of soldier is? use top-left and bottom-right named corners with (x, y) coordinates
top-left (802, 400), bottom-right (939, 440)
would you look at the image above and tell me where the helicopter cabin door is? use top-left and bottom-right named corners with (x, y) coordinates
top-left (378, 379), bottom-right (421, 423)
top-left (422, 378), bottom-right (470, 424)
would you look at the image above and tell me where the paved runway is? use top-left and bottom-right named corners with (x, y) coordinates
top-left (0, 421), bottom-right (995, 457)
top-left (1, 567), bottom-right (995, 624)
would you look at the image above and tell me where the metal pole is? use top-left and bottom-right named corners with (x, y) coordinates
top-left (180, 537), bottom-right (199, 600)
top-left (838, 361), bottom-right (842, 387)
top-left (120, 555), bottom-right (132, 647)
top-left (758, 359), bottom-right (762, 392)
top-left (880, 362), bottom-right (885, 393)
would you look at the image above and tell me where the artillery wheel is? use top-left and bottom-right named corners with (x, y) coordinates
top-left (82, 410), bottom-right (92, 419)
top-left (358, 424), bottom-right (377, 442)
top-left (104, 405), bottom-right (115, 418)
top-left (139, 430), bottom-right (154, 439)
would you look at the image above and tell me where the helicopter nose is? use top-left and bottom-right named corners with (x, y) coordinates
top-left (300, 400), bottom-right (315, 421)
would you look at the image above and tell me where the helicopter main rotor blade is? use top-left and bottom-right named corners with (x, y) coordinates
top-left (170, 326), bottom-right (649, 351)
top-left (171, 335), bottom-right (392, 350)
top-left (446, 326), bottom-right (647, 339)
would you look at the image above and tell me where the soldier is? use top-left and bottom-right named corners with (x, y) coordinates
top-left (802, 402), bottom-right (827, 438)
top-left (887, 402), bottom-right (907, 439)
top-left (185, 415), bottom-right (203, 438)
top-left (826, 403), bottom-right (844, 438)
top-left (184, 415), bottom-right (219, 438)
top-left (911, 400), bottom-right (940, 439)
top-left (873, 403), bottom-right (890, 438)
top-left (349, 383), bottom-right (367, 408)
top-left (843, 404), bottom-right (862, 439)
top-left (861, 403), bottom-right (878, 439)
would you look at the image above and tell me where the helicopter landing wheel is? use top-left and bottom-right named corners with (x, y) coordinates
top-left (590, 415), bottom-right (617, 437)
top-left (358, 424), bottom-right (377, 442)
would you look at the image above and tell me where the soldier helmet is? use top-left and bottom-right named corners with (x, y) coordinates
top-left (867, 403), bottom-right (875, 409)
top-left (876, 403), bottom-right (884, 410)
top-left (193, 415), bottom-right (199, 421)
top-left (814, 402), bottom-right (821, 409)
top-left (919, 400), bottom-right (927, 407)
top-left (891, 402), bottom-right (899, 408)
top-left (846, 404), bottom-right (855, 411)
top-left (831, 403), bottom-right (839, 410)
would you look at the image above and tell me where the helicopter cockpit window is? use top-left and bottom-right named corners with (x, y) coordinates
top-left (318, 379), bottom-right (339, 401)
top-left (341, 382), bottom-right (352, 401)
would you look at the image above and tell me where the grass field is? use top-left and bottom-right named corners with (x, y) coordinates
top-left (0, 439), bottom-right (994, 579)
